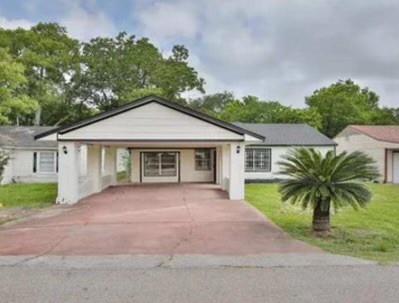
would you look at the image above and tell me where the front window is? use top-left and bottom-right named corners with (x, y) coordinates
top-left (245, 148), bottom-right (271, 172)
top-left (195, 149), bottom-right (211, 170)
top-left (143, 152), bottom-right (177, 177)
top-left (34, 151), bottom-right (57, 173)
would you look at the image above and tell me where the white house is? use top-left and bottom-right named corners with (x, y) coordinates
top-left (34, 96), bottom-right (336, 205)
top-left (36, 96), bottom-right (264, 204)
top-left (0, 126), bottom-right (58, 184)
top-left (334, 125), bottom-right (399, 183)
top-left (235, 123), bottom-right (336, 182)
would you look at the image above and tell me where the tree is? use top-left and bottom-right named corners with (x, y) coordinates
top-left (306, 79), bottom-right (381, 137)
top-left (215, 95), bottom-right (322, 128)
top-left (0, 23), bottom-right (82, 125)
top-left (189, 92), bottom-right (235, 116)
top-left (79, 33), bottom-right (204, 111)
top-left (278, 148), bottom-right (379, 236)
top-left (0, 48), bottom-right (38, 125)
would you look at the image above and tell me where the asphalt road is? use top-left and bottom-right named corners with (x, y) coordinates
top-left (1, 264), bottom-right (398, 303)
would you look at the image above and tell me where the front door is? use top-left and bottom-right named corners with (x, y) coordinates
top-left (141, 152), bottom-right (179, 183)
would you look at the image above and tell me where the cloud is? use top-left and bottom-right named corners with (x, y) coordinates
top-left (134, 0), bottom-right (399, 107)
top-left (0, 17), bottom-right (34, 30)
top-left (136, 2), bottom-right (198, 40)
top-left (60, 1), bottom-right (117, 41)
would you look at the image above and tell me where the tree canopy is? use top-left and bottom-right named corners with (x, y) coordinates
top-left (306, 79), bottom-right (398, 137)
top-left (0, 23), bottom-right (204, 125)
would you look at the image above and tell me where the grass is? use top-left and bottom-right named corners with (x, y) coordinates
top-left (117, 171), bottom-right (129, 183)
top-left (0, 183), bottom-right (57, 208)
top-left (246, 183), bottom-right (399, 263)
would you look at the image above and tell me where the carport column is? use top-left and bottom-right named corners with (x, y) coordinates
top-left (215, 146), bottom-right (223, 185)
top-left (57, 142), bottom-right (80, 204)
top-left (87, 145), bottom-right (102, 193)
top-left (228, 143), bottom-right (245, 200)
top-left (105, 146), bottom-right (117, 185)
top-left (221, 144), bottom-right (230, 191)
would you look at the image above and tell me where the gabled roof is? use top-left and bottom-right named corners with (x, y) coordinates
top-left (35, 96), bottom-right (264, 141)
top-left (234, 123), bottom-right (336, 146)
top-left (0, 126), bottom-right (57, 148)
top-left (345, 125), bottom-right (399, 144)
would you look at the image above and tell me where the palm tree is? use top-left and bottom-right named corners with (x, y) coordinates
top-left (278, 148), bottom-right (379, 236)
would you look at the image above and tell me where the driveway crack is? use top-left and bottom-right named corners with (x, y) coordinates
top-left (158, 188), bottom-right (195, 268)
top-left (11, 234), bottom-right (69, 267)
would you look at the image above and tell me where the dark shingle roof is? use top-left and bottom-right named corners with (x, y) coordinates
top-left (0, 126), bottom-right (57, 148)
top-left (234, 123), bottom-right (336, 146)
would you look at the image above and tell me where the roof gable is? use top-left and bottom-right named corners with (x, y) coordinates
top-left (36, 96), bottom-right (264, 141)
top-left (346, 125), bottom-right (399, 144)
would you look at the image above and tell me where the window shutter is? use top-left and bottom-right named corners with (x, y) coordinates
top-left (33, 152), bottom-right (37, 173)
top-left (56, 152), bottom-right (59, 173)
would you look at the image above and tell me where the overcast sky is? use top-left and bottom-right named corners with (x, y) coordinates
top-left (1, 0), bottom-right (398, 107)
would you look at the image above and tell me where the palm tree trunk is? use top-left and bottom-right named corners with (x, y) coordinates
top-left (312, 201), bottom-right (330, 236)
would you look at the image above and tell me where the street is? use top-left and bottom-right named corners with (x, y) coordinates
top-left (0, 257), bottom-right (398, 303)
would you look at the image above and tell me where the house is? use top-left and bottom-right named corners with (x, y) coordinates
top-left (334, 125), bottom-right (399, 183)
top-left (235, 123), bottom-right (336, 182)
top-left (34, 96), bottom-right (337, 204)
top-left (0, 126), bottom-right (58, 184)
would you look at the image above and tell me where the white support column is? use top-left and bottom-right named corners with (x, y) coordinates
top-left (57, 142), bottom-right (80, 204)
top-left (216, 146), bottom-right (223, 185)
top-left (105, 147), bottom-right (117, 186)
top-left (87, 145), bottom-right (102, 193)
top-left (221, 144), bottom-right (230, 191)
top-left (228, 142), bottom-right (245, 200)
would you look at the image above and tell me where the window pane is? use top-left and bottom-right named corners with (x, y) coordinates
top-left (144, 152), bottom-right (160, 176)
top-left (245, 148), bottom-right (271, 172)
top-left (195, 149), bottom-right (211, 170)
top-left (245, 150), bottom-right (253, 171)
top-left (39, 152), bottom-right (55, 173)
top-left (161, 153), bottom-right (177, 176)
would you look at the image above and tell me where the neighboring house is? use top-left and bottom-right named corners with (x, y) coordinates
top-left (234, 123), bottom-right (336, 182)
top-left (0, 126), bottom-right (58, 185)
top-left (0, 126), bottom-right (129, 185)
top-left (34, 96), bottom-right (336, 205)
top-left (334, 125), bottom-right (399, 183)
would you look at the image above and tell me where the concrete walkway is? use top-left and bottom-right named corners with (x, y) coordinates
top-left (0, 183), bottom-right (320, 256)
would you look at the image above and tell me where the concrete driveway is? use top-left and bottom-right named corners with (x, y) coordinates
top-left (0, 184), bottom-right (320, 255)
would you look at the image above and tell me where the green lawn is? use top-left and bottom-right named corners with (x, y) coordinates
top-left (246, 183), bottom-right (399, 263)
top-left (0, 183), bottom-right (57, 208)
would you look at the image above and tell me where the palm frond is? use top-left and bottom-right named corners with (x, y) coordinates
top-left (278, 147), bottom-right (378, 211)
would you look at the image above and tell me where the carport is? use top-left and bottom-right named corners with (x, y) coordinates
top-left (35, 96), bottom-right (264, 204)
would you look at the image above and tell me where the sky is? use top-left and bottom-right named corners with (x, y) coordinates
top-left (0, 0), bottom-right (399, 107)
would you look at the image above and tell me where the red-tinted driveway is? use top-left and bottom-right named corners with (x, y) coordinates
top-left (0, 184), bottom-right (320, 256)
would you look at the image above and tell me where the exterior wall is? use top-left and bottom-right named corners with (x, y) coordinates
top-left (244, 145), bottom-right (334, 181)
top-left (1, 148), bottom-right (58, 185)
top-left (59, 102), bottom-right (243, 141)
top-left (57, 143), bottom-right (118, 204)
top-left (130, 148), bottom-right (214, 183)
top-left (335, 130), bottom-right (399, 182)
